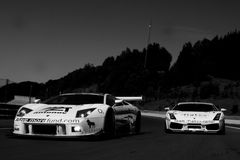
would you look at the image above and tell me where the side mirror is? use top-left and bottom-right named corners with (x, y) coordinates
top-left (34, 99), bottom-right (41, 103)
top-left (164, 107), bottom-right (170, 111)
top-left (221, 108), bottom-right (227, 112)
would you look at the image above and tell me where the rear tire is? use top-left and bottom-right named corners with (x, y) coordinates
top-left (103, 109), bottom-right (116, 137)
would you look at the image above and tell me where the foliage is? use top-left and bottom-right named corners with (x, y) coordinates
top-left (169, 31), bottom-right (240, 86)
top-left (0, 43), bottom-right (172, 101)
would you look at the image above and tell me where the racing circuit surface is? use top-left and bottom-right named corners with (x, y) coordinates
top-left (1, 116), bottom-right (240, 160)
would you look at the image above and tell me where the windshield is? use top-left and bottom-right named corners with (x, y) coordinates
top-left (43, 94), bottom-right (104, 105)
top-left (172, 103), bottom-right (218, 112)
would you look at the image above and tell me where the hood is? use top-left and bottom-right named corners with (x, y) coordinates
top-left (171, 111), bottom-right (220, 122)
top-left (22, 103), bottom-right (103, 119)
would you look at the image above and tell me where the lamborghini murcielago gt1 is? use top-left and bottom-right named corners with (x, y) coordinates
top-left (13, 93), bottom-right (142, 137)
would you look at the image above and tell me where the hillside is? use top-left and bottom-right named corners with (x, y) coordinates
top-left (0, 30), bottom-right (240, 115)
top-left (0, 43), bottom-right (172, 101)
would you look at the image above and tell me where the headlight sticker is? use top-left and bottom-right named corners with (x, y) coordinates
top-left (97, 109), bottom-right (104, 114)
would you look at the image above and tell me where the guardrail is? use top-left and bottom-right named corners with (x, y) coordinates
top-left (0, 103), bottom-right (21, 119)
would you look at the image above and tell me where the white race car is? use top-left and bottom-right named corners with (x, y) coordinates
top-left (13, 93), bottom-right (142, 137)
top-left (164, 102), bottom-right (226, 134)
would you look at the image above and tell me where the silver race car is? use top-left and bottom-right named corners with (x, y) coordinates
top-left (165, 102), bottom-right (226, 134)
top-left (13, 93), bottom-right (142, 137)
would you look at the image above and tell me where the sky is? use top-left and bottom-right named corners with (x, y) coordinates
top-left (0, 0), bottom-right (240, 83)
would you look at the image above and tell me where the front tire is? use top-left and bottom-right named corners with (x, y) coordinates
top-left (217, 121), bottom-right (226, 135)
top-left (134, 112), bottom-right (141, 134)
top-left (164, 121), bottom-right (171, 133)
top-left (103, 109), bottom-right (116, 137)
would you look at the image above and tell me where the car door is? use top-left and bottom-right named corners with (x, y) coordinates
top-left (113, 100), bottom-right (131, 130)
top-left (122, 101), bottom-right (137, 128)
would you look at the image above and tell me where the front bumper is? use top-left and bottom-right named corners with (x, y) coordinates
top-left (13, 117), bottom-right (104, 137)
top-left (165, 119), bottom-right (225, 133)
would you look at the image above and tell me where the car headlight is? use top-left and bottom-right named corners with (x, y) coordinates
top-left (169, 113), bottom-right (176, 120)
top-left (213, 113), bottom-right (221, 120)
top-left (16, 107), bottom-right (32, 117)
top-left (76, 108), bottom-right (96, 118)
top-left (72, 126), bottom-right (81, 132)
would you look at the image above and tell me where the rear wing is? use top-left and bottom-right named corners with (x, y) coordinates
top-left (116, 96), bottom-right (143, 102)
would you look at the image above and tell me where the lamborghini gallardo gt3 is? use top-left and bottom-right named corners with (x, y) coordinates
top-left (165, 102), bottom-right (226, 134)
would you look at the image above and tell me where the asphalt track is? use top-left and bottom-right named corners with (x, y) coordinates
top-left (1, 117), bottom-right (240, 160)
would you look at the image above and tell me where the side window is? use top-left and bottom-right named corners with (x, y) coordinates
top-left (106, 95), bottom-right (115, 106)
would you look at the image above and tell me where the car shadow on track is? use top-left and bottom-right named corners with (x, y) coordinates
top-left (164, 131), bottom-right (226, 136)
top-left (5, 130), bottom-right (150, 142)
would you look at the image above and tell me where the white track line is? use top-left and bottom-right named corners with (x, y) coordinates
top-left (226, 125), bottom-right (240, 130)
top-left (0, 128), bottom-right (12, 130)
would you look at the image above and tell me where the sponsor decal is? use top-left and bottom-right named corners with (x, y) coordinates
top-left (15, 118), bottom-right (47, 123)
top-left (182, 113), bottom-right (208, 117)
top-left (201, 120), bottom-right (215, 124)
top-left (175, 120), bottom-right (185, 123)
top-left (15, 117), bottom-right (81, 123)
top-left (86, 119), bottom-right (95, 128)
top-left (46, 118), bottom-right (81, 123)
top-left (176, 119), bottom-right (214, 124)
top-left (33, 107), bottom-right (72, 114)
